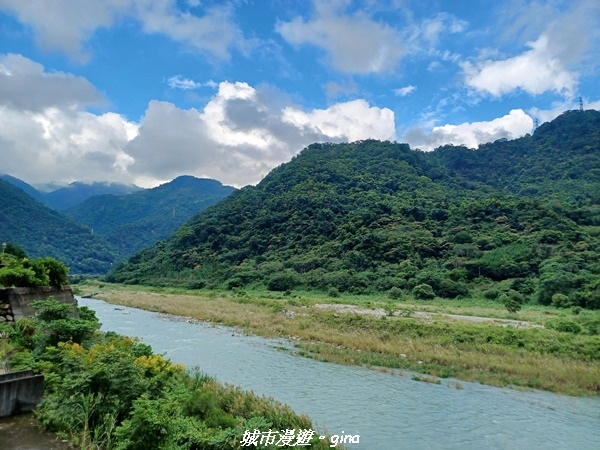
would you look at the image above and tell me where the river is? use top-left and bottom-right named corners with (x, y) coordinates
top-left (77, 297), bottom-right (600, 450)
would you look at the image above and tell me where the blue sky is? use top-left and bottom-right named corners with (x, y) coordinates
top-left (0, 0), bottom-right (598, 188)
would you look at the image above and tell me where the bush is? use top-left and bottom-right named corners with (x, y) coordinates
top-left (547, 318), bottom-right (583, 334)
top-left (551, 293), bottom-right (572, 308)
top-left (327, 287), bottom-right (340, 298)
top-left (388, 287), bottom-right (403, 300)
top-left (436, 279), bottom-right (469, 298)
top-left (412, 283), bottom-right (435, 300)
top-left (500, 294), bottom-right (521, 313)
top-left (266, 271), bottom-right (298, 292)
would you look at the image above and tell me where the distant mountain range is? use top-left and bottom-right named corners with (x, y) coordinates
top-left (0, 179), bottom-right (119, 274)
top-left (0, 175), bottom-right (141, 210)
top-left (109, 110), bottom-right (600, 309)
top-left (0, 175), bottom-right (235, 273)
top-left (65, 176), bottom-right (235, 256)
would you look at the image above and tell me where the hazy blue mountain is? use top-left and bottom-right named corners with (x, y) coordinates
top-left (0, 173), bottom-right (47, 204)
top-left (65, 176), bottom-right (235, 256)
top-left (45, 181), bottom-right (142, 210)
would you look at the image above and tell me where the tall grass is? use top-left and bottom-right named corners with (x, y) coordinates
top-left (79, 282), bottom-right (600, 395)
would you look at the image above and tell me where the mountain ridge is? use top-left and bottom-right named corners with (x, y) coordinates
top-left (108, 110), bottom-right (600, 309)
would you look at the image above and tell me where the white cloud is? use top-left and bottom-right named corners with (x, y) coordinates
top-left (276, 0), bottom-right (404, 74)
top-left (462, 35), bottom-right (577, 98)
top-left (0, 55), bottom-right (397, 188)
top-left (529, 97), bottom-right (600, 124)
top-left (126, 83), bottom-right (397, 186)
top-left (167, 75), bottom-right (216, 90)
top-left (0, 105), bottom-right (138, 184)
top-left (393, 85), bottom-right (416, 97)
top-left (0, 53), bottom-right (104, 110)
top-left (0, 0), bottom-right (244, 62)
top-left (281, 100), bottom-right (395, 142)
top-left (404, 109), bottom-right (534, 151)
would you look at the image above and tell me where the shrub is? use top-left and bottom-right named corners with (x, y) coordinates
top-left (500, 294), bottom-right (521, 314)
top-left (327, 287), bottom-right (340, 298)
top-left (412, 283), bottom-right (435, 300)
top-left (548, 318), bottom-right (583, 334)
top-left (388, 287), bottom-right (403, 300)
top-left (551, 293), bottom-right (572, 308)
top-left (266, 271), bottom-right (298, 292)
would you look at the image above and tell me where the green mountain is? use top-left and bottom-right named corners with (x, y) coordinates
top-left (108, 110), bottom-right (600, 309)
top-left (432, 109), bottom-right (600, 203)
top-left (108, 111), bottom-right (600, 308)
top-left (0, 179), bottom-right (120, 274)
top-left (65, 176), bottom-right (235, 257)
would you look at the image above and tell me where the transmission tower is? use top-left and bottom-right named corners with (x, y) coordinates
top-left (579, 96), bottom-right (584, 112)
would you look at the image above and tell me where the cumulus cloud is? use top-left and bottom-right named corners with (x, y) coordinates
top-left (404, 109), bottom-right (534, 151)
top-left (0, 53), bottom-right (104, 110)
top-left (126, 82), bottom-right (397, 186)
top-left (0, 106), bottom-right (137, 184)
top-left (276, 0), bottom-right (404, 74)
top-left (0, 0), bottom-right (243, 62)
top-left (0, 55), bottom-right (396, 188)
top-left (462, 35), bottom-right (577, 98)
top-left (282, 99), bottom-right (395, 142)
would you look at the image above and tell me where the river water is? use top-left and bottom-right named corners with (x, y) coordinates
top-left (77, 297), bottom-right (600, 450)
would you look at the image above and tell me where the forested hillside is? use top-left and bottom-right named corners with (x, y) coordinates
top-left (108, 110), bottom-right (600, 309)
top-left (65, 176), bottom-right (235, 256)
top-left (0, 180), bottom-right (119, 274)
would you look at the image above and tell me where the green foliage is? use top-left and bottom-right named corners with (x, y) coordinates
top-left (0, 254), bottom-right (69, 288)
top-left (388, 286), bottom-right (403, 300)
top-left (413, 284), bottom-right (435, 300)
top-left (4, 242), bottom-right (27, 258)
top-left (551, 293), bottom-right (572, 308)
top-left (266, 271), bottom-right (298, 292)
top-left (500, 294), bottom-right (522, 314)
top-left (327, 286), bottom-right (340, 298)
top-left (548, 318), bottom-right (583, 334)
top-left (31, 298), bottom-right (98, 347)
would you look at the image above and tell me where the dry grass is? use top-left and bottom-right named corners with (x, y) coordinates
top-left (79, 282), bottom-right (600, 396)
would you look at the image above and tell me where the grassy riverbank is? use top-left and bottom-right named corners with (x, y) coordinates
top-left (77, 281), bottom-right (600, 396)
top-left (2, 297), bottom-right (337, 449)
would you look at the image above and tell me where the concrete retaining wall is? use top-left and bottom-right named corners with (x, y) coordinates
top-left (0, 370), bottom-right (45, 417)
top-left (0, 286), bottom-right (75, 323)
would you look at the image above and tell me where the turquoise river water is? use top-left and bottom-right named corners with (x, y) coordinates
top-left (77, 297), bottom-right (600, 450)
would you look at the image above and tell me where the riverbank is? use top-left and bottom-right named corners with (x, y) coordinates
top-left (77, 282), bottom-right (600, 396)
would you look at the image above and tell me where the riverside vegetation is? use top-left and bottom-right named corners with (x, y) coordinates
top-left (1, 297), bottom-right (334, 448)
top-left (79, 281), bottom-right (600, 396)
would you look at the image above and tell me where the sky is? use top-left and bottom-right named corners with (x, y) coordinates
top-left (0, 0), bottom-right (599, 189)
